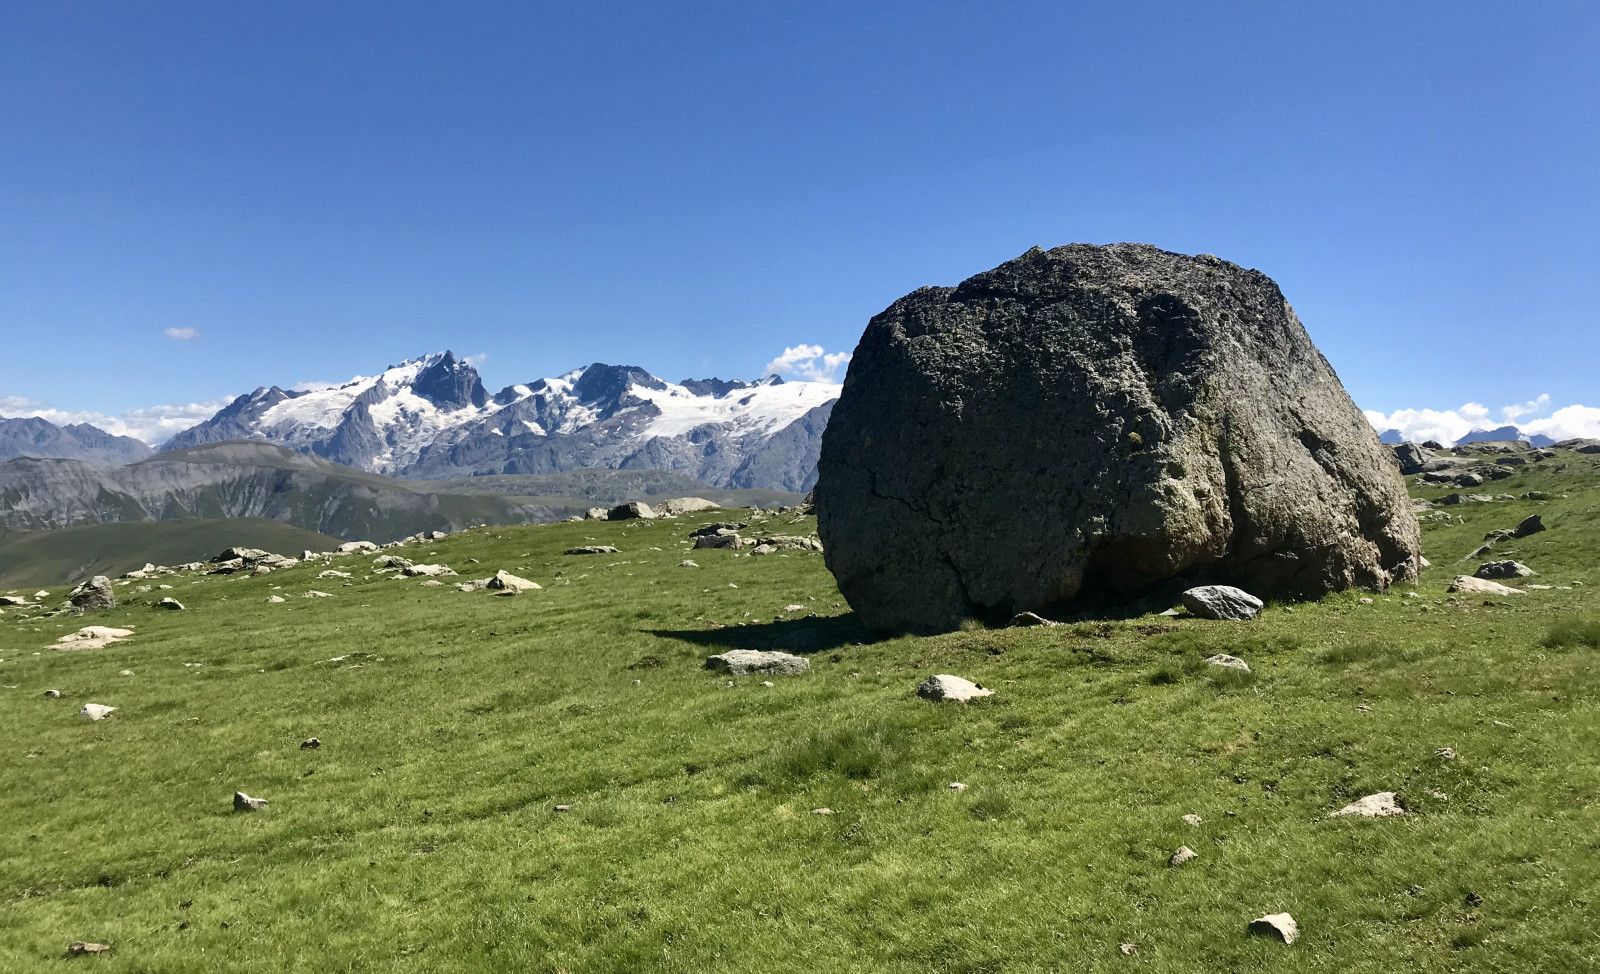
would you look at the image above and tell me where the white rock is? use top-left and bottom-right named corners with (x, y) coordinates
top-left (1447, 575), bottom-right (1525, 596)
top-left (948, 782), bottom-right (967, 793)
top-left (55, 627), bottom-right (134, 650)
top-left (916, 674), bottom-right (993, 703)
top-left (1204, 654), bottom-right (1251, 672)
top-left (1181, 585), bottom-right (1264, 621)
top-left (1181, 813), bottom-right (1203, 826)
top-left (303, 591), bottom-right (333, 598)
top-left (403, 564), bottom-right (457, 577)
top-left (233, 791), bottom-right (268, 812)
top-left (485, 569), bottom-right (539, 592)
top-left (1331, 792), bottom-right (1406, 818)
top-left (337, 541), bottom-right (379, 553)
top-left (318, 570), bottom-right (352, 579)
top-left (1248, 913), bottom-right (1298, 944)
top-left (155, 597), bottom-right (185, 611)
top-left (267, 595), bottom-right (286, 604)
top-left (705, 650), bottom-right (810, 677)
top-left (79, 703), bottom-right (116, 721)
top-left (679, 560), bottom-right (699, 568)
top-left (1169, 845), bottom-right (1198, 867)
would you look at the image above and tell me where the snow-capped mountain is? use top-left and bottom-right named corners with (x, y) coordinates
top-left (162, 352), bottom-right (839, 490)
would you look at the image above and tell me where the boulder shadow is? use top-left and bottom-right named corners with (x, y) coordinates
top-left (649, 613), bottom-right (874, 654)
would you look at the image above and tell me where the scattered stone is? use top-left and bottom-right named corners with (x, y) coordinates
top-left (233, 792), bottom-right (268, 812)
top-left (1169, 846), bottom-right (1199, 867)
top-left (693, 534), bottom-right (741, 550)
top-left (418, 579), bottom-right (444, 587)
top-left (607, 500), bottom-right (656, 520)
top-left (68, 576), bottom-right (116, 612)
top-left (679, 560), bottom-right (699, 568)
top-left (337, 541), bottom-right (379, 553)
top-left (1119, 943), bottom-right (1137, 956)
top-left (949, 782), bottom-right (967, 793)
top-left (705, 650), bottom-right (810, 677)
top-left (1512, 514), bottom-right (1545, 537)
top-left (1439, 493), bottom-right (1496, 505)
top-left (44, 689), bottom-right (62, 698)
top-left (1331, 792), bottom-right (1406, 818)
top-left (760, 680), bottom-right (774, 687)
top-left (916, 674), bottom-right (994, 703)
top-left (266, 595), bottom-right (286, 604)
top-left (750, 544), bottom-right (778, 556)
top-left (55, 627), bottom-right (134, 650)
top-left (301, 737), bottom-right (320, 749)
top-left (553, 804), bottom-right (572, 812)
top-left (1204, 654), bottom-right (1251, 673)
top-left (303, 591), bottom-right (333, 598)
top-left (689, 522), bottom-right (748, 538)
top-left (67, 942), bottom-right (112, 956)
top-left (1248, 913), bottom-right (1298, 945)
top-left (1358, 597), bottom-right (1374, 604)
top-left (565, 546), bottom-right (619, 555)
top-left (155, 597), bottom-right (185, 611)
top-left (372, 555), bottom-right (413, 569)
top-left (1181, 813), bottom-right (1203, 826)
top-left (1447, 575), bottom-right (1525, 596)
top-left (1181, 586), bottom-right (1265, 621)
top-left (1473, 560), bottom-right (1537, 580)
top-left (1008, 611), bottom-right (1059, 627)
top-left (486, 570), bottom-right (540, 592)
top-left (79, 703), bottom-right (116, 721)
top-left (811, 807), bottom-right (834, 815)
top-left (403, 564), bottom-right (457, 577)
top-left (1436, 747), bottom-right (1456, 760)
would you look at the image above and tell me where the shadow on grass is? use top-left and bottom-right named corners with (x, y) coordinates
top-left (649, 613), bottom-right (875, 653)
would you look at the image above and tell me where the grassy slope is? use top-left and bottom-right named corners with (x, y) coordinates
top-left (1, 454), bottom-right (1598, 971)
top-left (0, 519), bottom-right (344, 590)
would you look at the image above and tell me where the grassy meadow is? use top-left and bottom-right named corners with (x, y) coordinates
top-left (3, 448), bottom-right (1600, 971)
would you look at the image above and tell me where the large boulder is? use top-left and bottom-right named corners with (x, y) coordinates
top-left (68, 576), bottom-right (116, 612)
top-left (816, 244), bottom-right (1420, 633)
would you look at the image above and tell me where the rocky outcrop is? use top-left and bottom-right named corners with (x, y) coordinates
top-left (68, 576), bottom-right (115, 611)
top-left (817, 244), bottom-right (1420, 633)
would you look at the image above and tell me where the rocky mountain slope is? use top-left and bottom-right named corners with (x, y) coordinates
top-left (0, 441), bottom-right (559, 542)
top-left (163, 352), bottom-right (837, 491)
top-left (0, 416), bottom-right (154, 464)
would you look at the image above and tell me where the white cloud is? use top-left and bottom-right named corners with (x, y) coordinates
top-left (163, 327), bottom-right (199, 340)
top-left (0, 394), bottom-right (231, 445)
top-left (1365, 394), bottom-right (1599, 446)
top-left (763, 344), bottom-right (851, 383)
top-left (463, 353), bottom-right (488, 368)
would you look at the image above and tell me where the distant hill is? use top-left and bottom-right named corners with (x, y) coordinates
top-left (0, 415), bottom-right (153, 464)
top-left (0, 440), bottom-right (804, 545)
top-left (0, 517), bottom-right (342, 588)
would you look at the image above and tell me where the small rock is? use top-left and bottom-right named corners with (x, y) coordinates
top-left (1204, 654), bottom-right (1251, 673)
top-left (679, 560), bottom-right (699, 568)
top-left (68, 576), bottom-right (116, 612)
top-left (67, 942), bottom-right (112, 956)
top-left (1331, 792), bottom-right (1405, 818)
top-left (1436, 747), bottom-right (1456, 760)
top-left (916, 674), bottom-right (993, 702)
top-left (1119, 943), bottom-right (1137, 956)
top-left (155, 597), bottom-right (185, 611)
top-left (1465, 891), bottom-right (1483, 907)
top-left (553, 804), bottom-right (572, 812)
top-left (607, 501), bottom-right (656, 520)
top-left (79, 703), bottom-right (116, 721)
top-left (233, 791), bottom-right (268, 812)
top-left (44, 689), bottom-right (62, 698)
top-left (1181, 813), bottom-right (1203, 826)
top-left (1359, 597), bottom-right (1374, 604)
top-left (760, 680), bottom-right (775, 687)
top-left (303, 591), bottom-right (333, 599)
top-left (564, 546), bottom-right (620, 555)
top-left (301, 737), bottom-right (321, 749)
top-left (336, 541), bottom-right (379, 553)
top-left (811, 807), bottom-right (834, 815)
top-left (1248, 913), bottom-right (1298, 944)
top-left (705, 650), bottom-right (810, 677)
top-left (418, 579), bottom-right (444, 587)
top-left (949, 782), bottom-right (967, 793)
top-left (486, 569), bottom-right (540, 592)
top-left (1511, 514), bottom-right (1545, 538)
top-left (1180, 585), bottom-right (1264, 621)
top-left (1007, 611), bottom-right (1058, 627)
top-left (266, 595), bottom-right (286, 603)
top-left (1169, 845), bottom-right (1199, 867)
top-left (1473, 560), bottom-right (1537, 580)
top-left (1447, 575), bottom-right (1525, 596)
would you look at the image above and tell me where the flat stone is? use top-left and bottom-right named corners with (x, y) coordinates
top-left (1008, 611), bottom-right (1058, 627)
top-left (1169, 845), bottom-right (1199, 867)
top-left (68, 942), bottom-right (112, 956)
top-left (1205, 654), bottom-right (1251, 672)
top-left (55, 627), bottom-right (133, 650)
top-left (916, 674), bottom-right (994, 703)
top-left (564, 546), bottom-right (619, 555)
top-left (1182, 813), bottom-right (1203, 826)
top-left (553, 804), bottom-right (572, 812)
top-left (1473, 560), bottom-right (1537, 580)
top-left (266, 595), bottom-right (286, 603)
top-left (79, 703), bottom-right (116, 721)
top-left (1447, 575), bottom-right (1525, 596)
top-left (1248, 913), bottom-right (1298, 944)
top-left (486, 569), bottom-right (540, 592)
top-left (693, 534), bottom-right (740, 550)
top-left (44, 689), bottom-right (62, 699)
top-left (1181, 585), bottom-right (1265, 621)
top-left (679, 560), bottom-right (699, 568)
top-left (1331, 791), bottom-right (1406, 818)
top-left (337, 541), bottom-right (379, 553)
top-left (705, 650), bottom-right (810, 677)
top-left (233, 791), bottom-right (268, 812)
top-left (403, 564), bottom-right (457, 577)
top-left (155, 597), bottom-right (185, 610)
top-left (811, 807), bottom-right (834, 815)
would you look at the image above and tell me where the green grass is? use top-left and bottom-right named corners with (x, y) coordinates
top-left (3, 451), bottom-right (1600, 971)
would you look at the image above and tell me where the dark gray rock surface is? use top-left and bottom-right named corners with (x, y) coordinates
top-left (817, 244), bottom-right (1420, 633)
top-left (68, 575), bottom-right (115, 611)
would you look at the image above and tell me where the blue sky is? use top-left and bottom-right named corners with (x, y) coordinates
top-left (2, 2), bottom-right (1597, 443)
